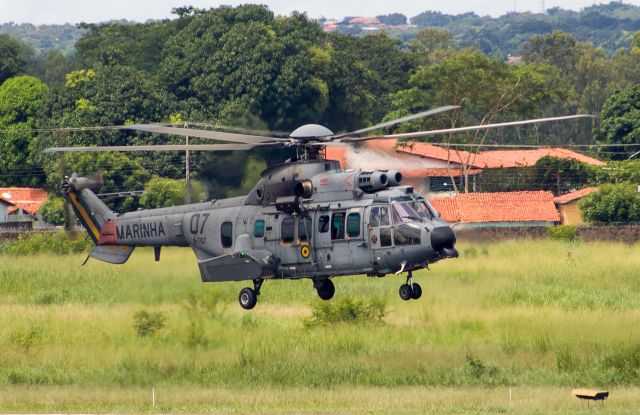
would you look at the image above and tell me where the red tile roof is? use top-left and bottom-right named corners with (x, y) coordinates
top-left (326, 139), bottom-right (604, 180)
top-left (400, 142), bottom-right (605, 168)
top-left (325, 140), bottom-right (482, 178)
top-left (553, 187), bottom-right (598, 205)
top-left (0, 188), bottom-right (48, 215)
top-left (430, 191), bottom-right (560, 224)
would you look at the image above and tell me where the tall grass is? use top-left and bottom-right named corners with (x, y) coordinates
top-left (1, 240), bottom-right (640, 395)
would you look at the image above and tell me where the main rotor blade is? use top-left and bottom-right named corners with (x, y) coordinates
top-left (342, 114), bottom-right (595, 142)
top-left (122, 124), bottom-right (284, 144)
top-left (42, 143), bottom-right (282, 153)
top-left (333, 105), bottom-right (460, 139)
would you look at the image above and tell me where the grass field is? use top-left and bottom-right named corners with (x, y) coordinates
top-left (1, 239), bottom-right (640, 413)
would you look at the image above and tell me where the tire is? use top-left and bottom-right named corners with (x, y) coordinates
top-left (411, 283), bottom-right (422, 300)
top-left (399, 284), bottom-right (412, 301)
top-left (239, 287), bottom-right (257, 310)
top-left (317, 279), bottom-right (335, 300)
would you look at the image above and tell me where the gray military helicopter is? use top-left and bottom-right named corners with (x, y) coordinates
top-left (44, 108), bottom-right (591, 309)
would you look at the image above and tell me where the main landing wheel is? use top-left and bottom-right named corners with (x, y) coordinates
top-left (315, 279), bottom-right (335, 300)
top-left (399, 284), bottom-right (413, 301)
top-left (238, 288), bottom-right (257, 310)
top-left (411, 283), bottom-right (422, 300)
top-left (238, 279), bottom-right (263, 310)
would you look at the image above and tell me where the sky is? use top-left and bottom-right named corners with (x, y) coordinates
top-left (1, 0), bottom-right (638, 25)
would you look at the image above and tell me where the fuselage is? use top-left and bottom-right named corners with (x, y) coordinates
top-left (66, 159), bottom-right (458, 282)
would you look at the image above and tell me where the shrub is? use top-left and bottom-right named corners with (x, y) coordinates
top-left (39, 196), bottom-right (66, 225)
top-left (305, 297), bottom-right (387, 327)
top-left (579, 183), bottom-right (640, 224)
top-left (133, 310), bottom-right (166, 337)
top-left (547, 225), bottom-right (578, 241)
top-left (8, 324), bottom-right (47, 353)
top-left (0, 231), bottom-right (91, 255)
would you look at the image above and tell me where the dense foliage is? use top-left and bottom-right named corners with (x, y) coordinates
top-left (580, 183), bottom-right (640, 224)
top-left (0, 3), bottom-right (639, 215)
top-left (595, 85), bottom-right (640, 159)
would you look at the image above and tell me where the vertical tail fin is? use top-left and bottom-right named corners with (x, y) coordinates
top-left (62, 174), bottom-right (116, 243)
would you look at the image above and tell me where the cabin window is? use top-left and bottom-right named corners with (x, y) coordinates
top-left (331, 212), bottom-right (345, 240)
top-left (346, 212), bottom-right (361, 238)
top-left (380, 228), bottom-right (392, 247)
top-left (318, 215), bottom-right (330, 233)
top-left (221, 222), bottom-right (233, 248)
top-left (281, 217), bottom-right (295, 243)
top-left (298, 216), bottom-right (312, 242)
top-left (254, 219), bottom-right (265, 237)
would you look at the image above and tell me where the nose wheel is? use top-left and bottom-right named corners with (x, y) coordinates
top-left (399, 272), bottom-right (422, 301)
top-left (238, 279), bottom-right (263, 310)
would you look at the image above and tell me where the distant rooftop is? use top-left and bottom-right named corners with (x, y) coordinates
top-left (430, 191), bottom-right (560, 224)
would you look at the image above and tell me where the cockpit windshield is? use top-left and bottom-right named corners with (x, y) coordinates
top-left (411, 199), bottom-right (436, 221)
top-left (392, 202), bottom-right (422, 223)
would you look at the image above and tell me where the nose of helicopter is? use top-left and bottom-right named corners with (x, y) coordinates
top-left (431, 226), bottom-right (459, 258)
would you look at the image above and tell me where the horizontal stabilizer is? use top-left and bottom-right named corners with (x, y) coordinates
top-left (88, 245), bottom-right (135, 265)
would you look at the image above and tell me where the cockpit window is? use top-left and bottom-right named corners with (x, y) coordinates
top-left (380, 206), bottom-right (390, 226)
top-left (392, 202), bottom-right (422, 223)
top-left (412, 200), bottom-right (437, 220)
top-left (369, 207), bottom-right (380, 227)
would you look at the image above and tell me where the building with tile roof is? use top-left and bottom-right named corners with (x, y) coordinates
top-left (553, 187), bottom-right (598, 225)
top-left (429, 191), bottom-right (560, 227)
top-left (0, 197), bottom-right (14, 222)
top-left (0, 188), bottom-right (48, 221)
top-left (325, 139), bottom-right (604, 193)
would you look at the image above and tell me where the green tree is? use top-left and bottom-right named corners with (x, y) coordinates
top-left (0, 34), bottom-right (27, 84)
top-left (391, 49), bottom-right (566, 191)
top-left (594, 85), bottom-right (640, 160)
top-left (36, 65), bottom-right (178, 185)
top-left (140, 176), bottom-right (187, 208)
top-left (43, 153), bottom-right (151, 212)
top-left (159, 6), bottom-right (328, 130)
top-left (533, 156), bottom-right (594, 195)
top-left (408, 28), bottom-right (454, 66)
top-left (39, 196), bottom-right (66, 225)
top-left (580, 183), bottom-right (640, 224)
top-left (0, 75), bottom-right (49, 186)
top-left (323, 32), bottom-right (412, 131)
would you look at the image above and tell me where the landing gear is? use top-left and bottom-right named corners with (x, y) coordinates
top-left (411, 283), bottom-right (422, 299)
top-left (314, 279), bottom-right (335, 300)
top-left (399, 271), bottom-right (422, 301)
top-left (238, 279), bottom-right (263, 310)
top-left (399, 284), bottom-right (413, 301)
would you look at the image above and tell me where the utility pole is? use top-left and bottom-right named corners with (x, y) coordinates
top-left (184, 121), bottom-right (192, 204)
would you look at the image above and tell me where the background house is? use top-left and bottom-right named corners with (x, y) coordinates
top-left (326, 139), bottom-right (604, 193)
top-left (0, 197), bottom-right (14, 222)
top-left (553, 187), bottom-right (598, 225)
top-left (0, 188), bottom-right (48, 222)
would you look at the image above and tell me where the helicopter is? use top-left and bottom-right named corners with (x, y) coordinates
top-left (44, 107), bottom-right (592, 309)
